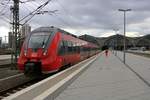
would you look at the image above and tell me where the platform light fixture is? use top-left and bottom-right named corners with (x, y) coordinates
top-left (118, 9), bottom-right (131, 64)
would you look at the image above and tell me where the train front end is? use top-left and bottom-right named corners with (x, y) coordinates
top-left (18, 27), bottom-right (59, 76)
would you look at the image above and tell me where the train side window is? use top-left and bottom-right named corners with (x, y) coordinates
top-left (77, 46), bottom-right (80, 53)
top-left (67, 41), bottom-right (72, 53)
top-left (64, 41), bottom-right (68, 54)
top-left (58, 41), bottom-right (65, 55)
top-left (71, 42), bottom-right (73, 53)
top-left (73, 42), bottom-right (77, 53)
top-left (72, 43), bottom-right (75, 53)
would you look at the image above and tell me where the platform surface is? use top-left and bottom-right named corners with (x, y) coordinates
top-left (55, 51), bottom-right (150, 100)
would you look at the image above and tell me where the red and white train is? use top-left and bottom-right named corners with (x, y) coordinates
top-left (18, 26), bottom-right (99, 76)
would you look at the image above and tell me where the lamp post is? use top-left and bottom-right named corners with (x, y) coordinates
top-left (118, 9), bottom-right (131, 64)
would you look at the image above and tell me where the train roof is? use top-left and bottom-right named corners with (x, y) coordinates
top-left (31, 26), bottom-right (77, 38)
top-left (31, 26), bottom-right (57, 33)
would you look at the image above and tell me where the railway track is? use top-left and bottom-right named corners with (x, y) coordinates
top-left (0, 64), bottom-right (11, 69)
top-left (0, 80), bottom-right (36, 99)
top-left (0, 74), bottom-right (34, 99)
top-left (0, 59), bottom-right (11, 66)
top-left (0, 75), bottom-right (48, 100)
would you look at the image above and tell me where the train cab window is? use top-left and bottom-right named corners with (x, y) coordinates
top-left (28, 32), bottom-right (52, 50)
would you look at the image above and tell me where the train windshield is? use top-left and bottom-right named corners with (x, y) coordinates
top-left (28, 32), bottom-right (51, 49)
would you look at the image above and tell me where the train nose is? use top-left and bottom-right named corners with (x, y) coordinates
top-left (24, 62), bottom-right (42, 77)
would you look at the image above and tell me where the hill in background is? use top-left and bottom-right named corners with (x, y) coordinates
top-left (79, 34), bottom-right (150, 50)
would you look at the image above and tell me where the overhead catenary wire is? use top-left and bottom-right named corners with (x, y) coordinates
top-left (0, 0), bottom-right (10, 15)
top-left (0, 0), bottom-right (70, 26)
top-left (21, 0), bottom-right (60, 25)
top-left (19, 0), bottom-right (52, 22)
top-left (0, 0), bottom-right (11, 23)
top-left (0, 0), bottom-right (54, 25)
top-left (22, 10), bottom-right (58, 25)
top-left (35, 0), bottom-right (74, 29)
top-left (21, 0), bottom-right (40, 12)
top-left (20, 1), bottom-right (41, 25)
top-left (0, 16), bottom-right (10, 23)
top-left (23, 2), bottom-right (71, 30)
top-left (19, 1), bottom-right (38, 22)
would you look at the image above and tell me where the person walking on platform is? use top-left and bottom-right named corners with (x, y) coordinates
top-left (105, 49), bottom-right (108, 57)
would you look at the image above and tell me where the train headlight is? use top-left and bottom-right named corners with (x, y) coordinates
top-left (24, 51), bottom-right (27, 56)
top-left (43, 50), bottom-right (48, 56)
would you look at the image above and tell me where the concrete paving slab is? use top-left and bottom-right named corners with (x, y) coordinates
top-left (55, 52), bottom-right (150, 100)
top-left (117, 51), bottom-right (150, 85)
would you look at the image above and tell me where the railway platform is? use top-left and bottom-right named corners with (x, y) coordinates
top-left (55, 52), bottom-right (150, 100)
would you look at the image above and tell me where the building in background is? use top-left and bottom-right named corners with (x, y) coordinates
top-left (20, 24), bottom-right (31, 39)
top-left (8, 32), bottom-right (13, 48)
top-left (7, 24), bottom-right (31, 49)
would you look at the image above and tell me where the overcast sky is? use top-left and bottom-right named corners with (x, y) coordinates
top-left (0, 0), bottom-right (150, 42)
